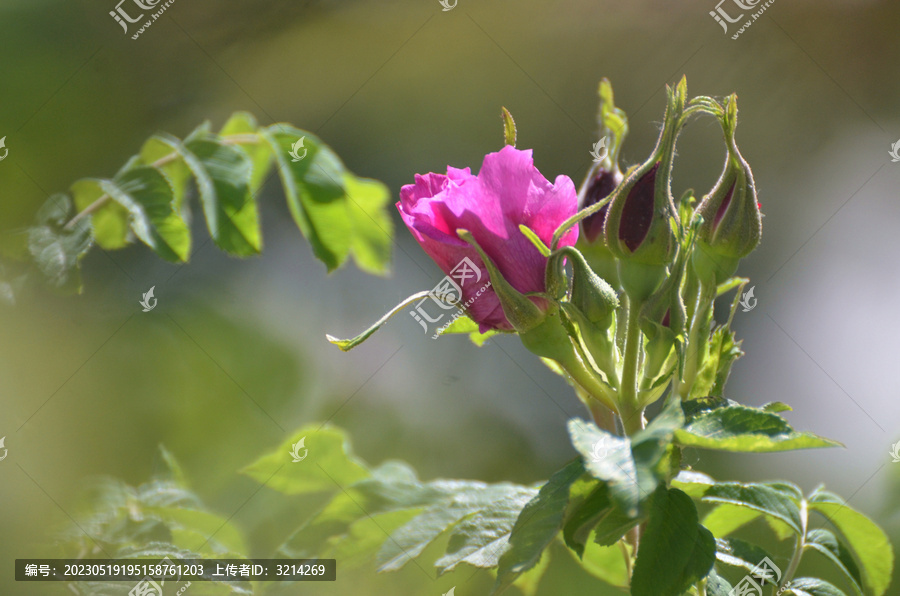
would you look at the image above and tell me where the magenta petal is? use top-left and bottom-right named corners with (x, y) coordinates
top-left (396, 147), bottom-right (578, 331)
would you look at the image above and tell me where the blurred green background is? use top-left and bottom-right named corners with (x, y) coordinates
top-left (2, 0), bottom-right (899, 594)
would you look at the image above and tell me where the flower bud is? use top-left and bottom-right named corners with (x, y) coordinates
top-left (603, 80), bottom-right (686, 301)
top-left (693, 95), bottom-right (762, 284)
top-left (564, 247), bottom-right (619, 330)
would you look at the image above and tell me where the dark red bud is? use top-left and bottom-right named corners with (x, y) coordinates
top-left (581, 169), bottom-right (623, 243)
top-left (617, 162), bottom-right (659, 252)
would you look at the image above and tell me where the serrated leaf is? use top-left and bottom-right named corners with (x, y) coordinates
top-left (784, 577), bottom-right (848, 596)
top-left (562, 481), bottom-right (611, 555)
top-left (342, 174), bottom-right (393, 275)
top-left (241, 425), bottom-right (370, 495)
top-left (157, 133), bottom-right (262, 256)
top-left (219, 112), bottom-right (272, 193)
top-left (808, 488), bottom-right (893, 596)
top-left (568, 419), bottom-right (641, 516)
top-left (630, 486), bottom-right (715, 596)
top-left (675, 403), bottom-right (842, 453)
top-left (262, 125), bottom-right (393, 273)
top-left (72, 179), bottom-right (130, 249)
top-left (692, 325), bottom-right (743, 398)
top-left (376, 482), bottom-right (536, 573)
top-left (434, 487), bottom-right (536, 574)
top-left (702, 482), bottom-right (803, 536)
top-left (715, 537), bottom-right (772, 574)
top-left (28, 195), bottom-right (92, 290)
top-left (805, 528), bottom-right (864, 596)
top-left (494, 459), bottom-right (583, 593)
top-left (702, 503), bottom-right (762, 537)
top-left (138, 136), bottom-right (191, 211)
top-left (672, 470), bottom-right (715, 499)
top-left (99, 167), bottom-right (190, 262)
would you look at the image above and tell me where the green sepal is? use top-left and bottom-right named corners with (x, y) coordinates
top-left (326, 290), bottom-right (433, 351)
top-left (501, 106), bottom-right (517, 147)
top-left (457, 228), bottom-right (545, 333)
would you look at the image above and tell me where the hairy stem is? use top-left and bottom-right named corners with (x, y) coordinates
top-left (619, 300), bottom-right (643, 414)
top-left (677, 279), bottom-right (713, 400)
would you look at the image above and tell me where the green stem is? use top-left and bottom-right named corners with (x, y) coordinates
top-left (620, 299), bottom-right (643, 412)
top-left (778, 499), bottom-right (807, 593)
top-left (678, 279), bottom-right (713, 400)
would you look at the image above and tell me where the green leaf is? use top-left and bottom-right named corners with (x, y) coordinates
top-left (494, 459), bottom-right (583, 593)
top-left (630, 486), bottom-right (716, 596)
top-left (691, 324), bottom-right (743, 397)
top-left (219, 112), bottom-right (273, 193)
top-left (562, 480), bottom-right (611, 555)
top-left (138, 136), bottom-right (191, 211)
top-left (568, 419), bottom-right (641, 516)
top-left (805, 528), bottom-right (864, 596)
top-left (28, 195), bottom-right (92, 290)
top-left (671, 470), bottom-right (716, 499)
top-left (675, 403), bottom-right (842, 453)
top-left (576, 539), bottom-right (630, 588)
top-left (100, 167), bottom-right (191, 262)
top-left (438, 314), bottom-right (500, 346)
top-left (510, 547), bottom-right (550, 596)
top-left (241, 425), bottom-right (370, 495)
top-left (715, 537), bottom-right (772, 574)
top-left (702, 503), bottom-right (762, 537)
top-left (279, 460), bottom-right (449, 559)
top-left (342, 174), bottom-right (394, 276)
top-left (376, 482), bottom-right (536, 573)
top-left (433, 486), bottom-right (537, 574)
top-left (261, 124), bottom-right (392, 273)
top-left (157, 133), bottom-right (262, 256)
top-left (784, 577), bottom-right (848, 596)
top-left (702, 482), bottom-right (803, 536)
top-left (705, 568), bottom-right (734, 596)
top-left (71, 179), bottom-right (130, 250)
top-left (143, 506), bottom-right (246, 555)
top-left (808, 488), bottom-right (893, 596)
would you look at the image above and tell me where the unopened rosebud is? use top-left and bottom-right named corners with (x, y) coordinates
top-left (581, 169), bottom-right (623, 243)
top-left (603, 79), bottom-right (686, 302)
top-left (562, 247), bottom-right (619, 330)
top-left (693, 95), bottom-right (762, 284)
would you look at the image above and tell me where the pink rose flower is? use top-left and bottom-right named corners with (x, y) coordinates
top-left (397, 146), bottom-right (579, 331)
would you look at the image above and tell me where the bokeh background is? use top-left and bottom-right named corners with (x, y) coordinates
top-left (1, 0), bottom-right (899, 594)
